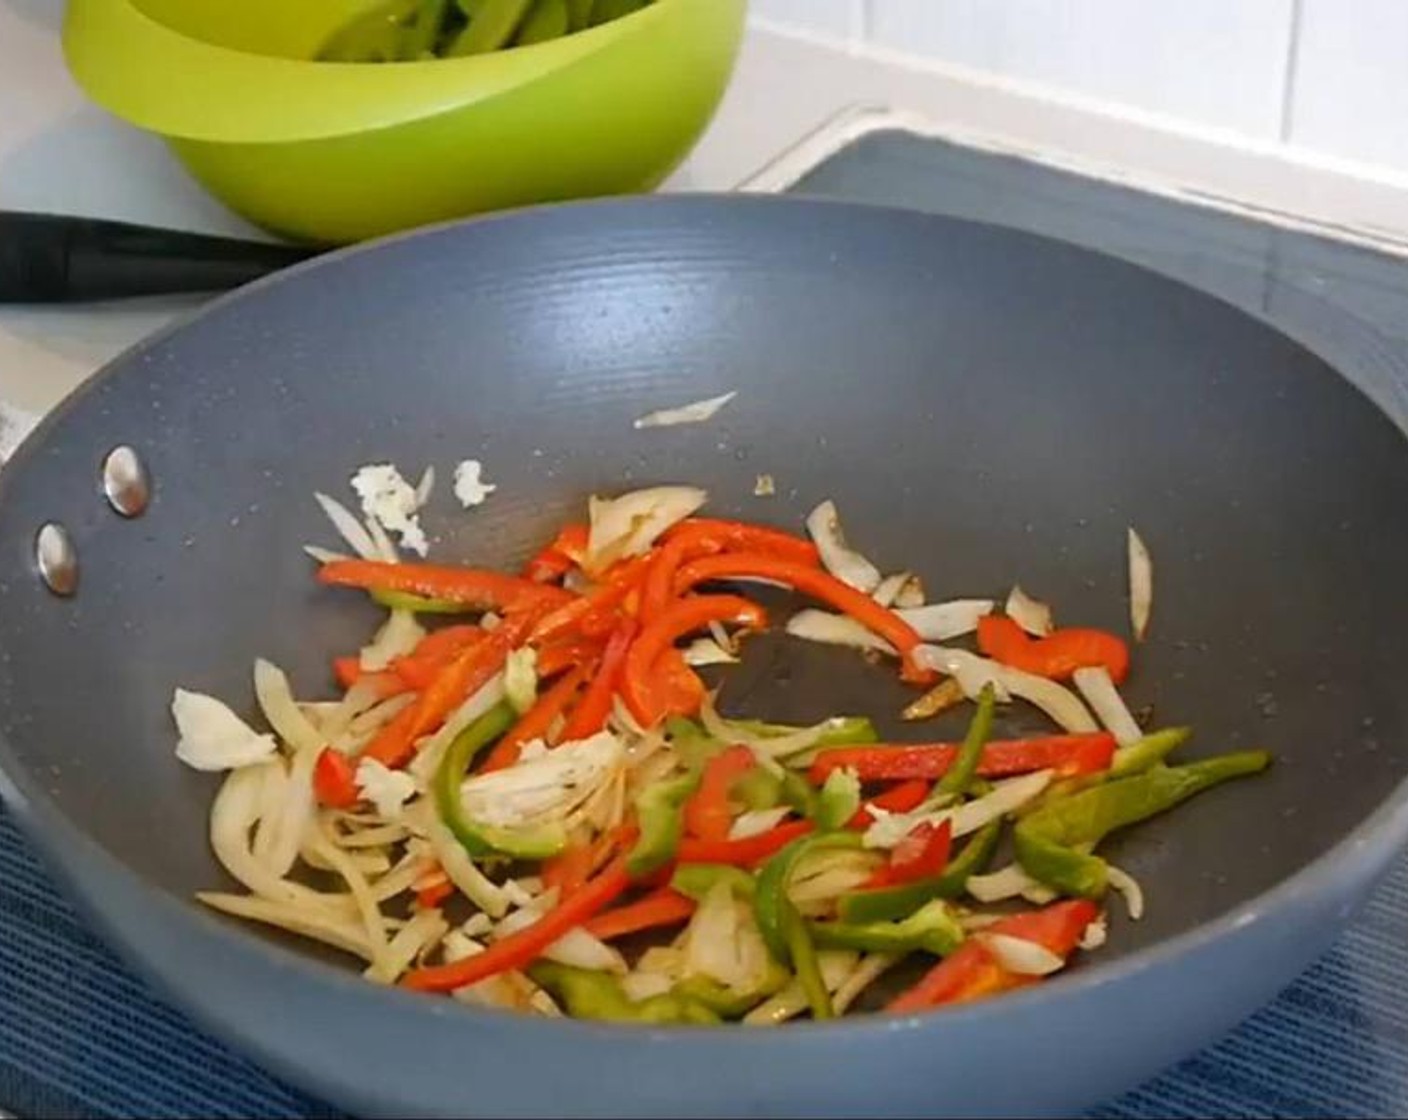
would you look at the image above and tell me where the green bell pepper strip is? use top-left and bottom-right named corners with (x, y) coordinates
top-left (449, 0), bottom-right (534, 53)
top-left (670, 863), bottom-right (757, 902)
top-left (1015, 749), bottom-right (1272, 898)
top-left (433, 703), bottom-right (567, 860)
top-left (566, 0), bottom-right (595, 28)
top-left (370, 588), bottom-right (476, 614)
top-left (626, 770), bottom-right (702, 877)
top-left (810, 899), bottom-right (964, 957)
top-left (934, 683), bottom-right (996, 797)
top-left (836, 818), bottom-right (1002, 924)
top-left (754, 831), bottom-right (864, 961)
top-left (1030, 726), bottom-right (1191, 813)
top-left (317, 0), bottom-right (419, 62)
top-left (784, 907), bottom-right (834, 1020)
top-left (590, 0), bottom-right (648, 26)
top-left (673, 965), bottom-right (791, 1018)
top-left (516, 0), bottom-right (569, 42)
top-left (528, 963), bottom-right (720, 1024)
top-left (814, 768), bottom-right (861, 830)
top-left (732, 768), bottom-right (783, 811)
top-left (402, 0), bottom-right (451, 56)
top-left (668, 715), bottom-right (878, 769)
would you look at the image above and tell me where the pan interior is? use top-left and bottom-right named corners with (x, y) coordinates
top-left (0, 197), bottom-right (1405, 965)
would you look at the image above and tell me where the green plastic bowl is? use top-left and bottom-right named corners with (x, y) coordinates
top-left (64, 0), bottom-right (746, 244)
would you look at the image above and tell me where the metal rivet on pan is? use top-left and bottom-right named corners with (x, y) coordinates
top-left (101, 445), bottom-right (150, 518)
top-left (35, 522), bottom-right (77, 597)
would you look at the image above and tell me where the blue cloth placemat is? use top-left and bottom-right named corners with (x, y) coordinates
top-left (3, 801), bottom-right (1408, 1118)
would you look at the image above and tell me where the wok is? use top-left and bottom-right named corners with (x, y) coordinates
top-left (1, 195), bottom-right (1406, 1118)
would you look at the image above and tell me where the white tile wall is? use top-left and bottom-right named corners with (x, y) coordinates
top-left (866, 1), bottom-right (1295, 137)
top-left (748, 0), bottom-right (1408, 179)
top-left (1289, 0), bottom-right (1408, 169)
top-left (749, 0), bottom-right (860, 40)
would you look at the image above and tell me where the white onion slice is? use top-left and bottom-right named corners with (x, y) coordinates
top-left (359, 610), bottom-right (425, 672)
top-left (785, 609), bottom-right (892, 653)
top-left (261, 743), bottom-right (319, 878)
top-left (871, 572), bottom-right (910, 609)
top-left (409, 673), bottom-right (506, 783)
top-left (1106, 864), bottom-right (1145, 920)
top-left (415, 465), bottom-right (436, 508)
top-left (915, 645), bottom-right (1098, 733)
top-left (980, 933), bottom-right (1066, 976)
top-left (893, 575), bottom-right (926, 609)
top-left (1006, 585), bottom-right (1054, 637)
top-left (197, 891), bottom-right (371, 961)
top-left (863, 770), bottom-right (1051, 848)
top-left (898, 599), bottom-right (995, 642)
top-left (729, 806), bottom-right (792, 839)
top-left (314, 492), bottom-right (381, 561)
top-left (1078, 913), bottom-right (1109, 950)
top-left (633, 391), bottom-right (737, 429)
top-left (355, 758), bottom-right (417, 819)
top-left (683, 636), bottom-right (739, 667)
top-left (586, 486), bottom-right (707, 573)
top-left (504, 647), bottom-right (539, 715)
top-left (698, 699), bottom-right (836, 762)
top-left (621, 971), bottom-right (675, 1002)
top-left (806, 500), bottom-right (881, 592)
top-left (1128, 527), bottom-right (1153, 642)
top-left (365, 909), bottom-right (447, 984)
top-left (1073, 665), bottom-right (1142, 747)
top-left (172, 689), bottom-right (278, 772)
top-left (253, 659), bottom-right (324, 754)
top-left (966, 863), bottom-right (1058, 904)
top-left (682, 882), bottom-right (772, 992)
top-left (832, 953), bottom-right (900, 1014)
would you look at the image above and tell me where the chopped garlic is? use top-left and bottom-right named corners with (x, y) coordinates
top-left (350, 463), bottom-right (428, 557)
top-left (753, 473), bottom-right (776, 497)
top-left (356, 758), bottom-right (417, 819)
top-left (633, 391), bottom-right (737, 429)
top-left (453, 459), bottom-right (496, 508)
top-left (172, 689), bottom-right (277, 771)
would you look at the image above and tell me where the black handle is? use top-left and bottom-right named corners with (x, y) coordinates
top-left (0, 212), bottom-right (320, 303)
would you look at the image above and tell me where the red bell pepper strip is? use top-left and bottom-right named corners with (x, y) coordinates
top-left (677, 819), bottom-right (814, 866)
top-left (651, 648), bottom-right (707, 721)
top-left (534, 635), bottom-right (605, 680)
top-left (332, 656), bottom-right (407, 700)
top-left (392, 625), bottom-right (485, 690)
top-left (529, 555), bottom-right (651, 643)
top-left (620, 595), bottom-right (767, 726)
top-left (523, 523), bottom-right (589, 583)
top-left (414, 874), bottom-right (454, 910)
top-left (810, 733), bottom-right (1118, 785)
top-left (665, 519), bottom-right (821, 565)
top-left (684, 745), bottom-right (758, 842)
top-left (640, 519), bottom-right (821, 623)
top-left (557, 617), bottom-right (637, 743)
top-left (317, 559), bottom-right (570, 613)
top-left (887, 899), bottom-right (1100, 1013)
top-left (313, 747), bottom-right (359, 809)
top-left (862, 819), bottom-right (952, 889)
top-left (360, 614), bottom-right (531, 769)
top-left (977, 616), bottom-right (1130, 685)
top-left (402, 854), bottom-right (633, 993)
top-left (848, 779), bottom-right (932, 828)
top-left (478, 661), bottom-right (594, 773)
top-left (583, 888), bottom-right (697, 941)
top-left (542, 840), bottom-right (596, 898)
top-left (672, 553), bottom-right (933, 683)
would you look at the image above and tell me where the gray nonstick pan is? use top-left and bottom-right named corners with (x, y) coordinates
top-left (0, 195), bottom-right (1406, 1118)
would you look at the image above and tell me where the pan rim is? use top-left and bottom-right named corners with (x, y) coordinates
top-left (1, 190), bottom-right (1405, 1051)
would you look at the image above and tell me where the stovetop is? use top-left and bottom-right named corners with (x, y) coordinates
top-left (3, 109), bottom-right (1408, 1119)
